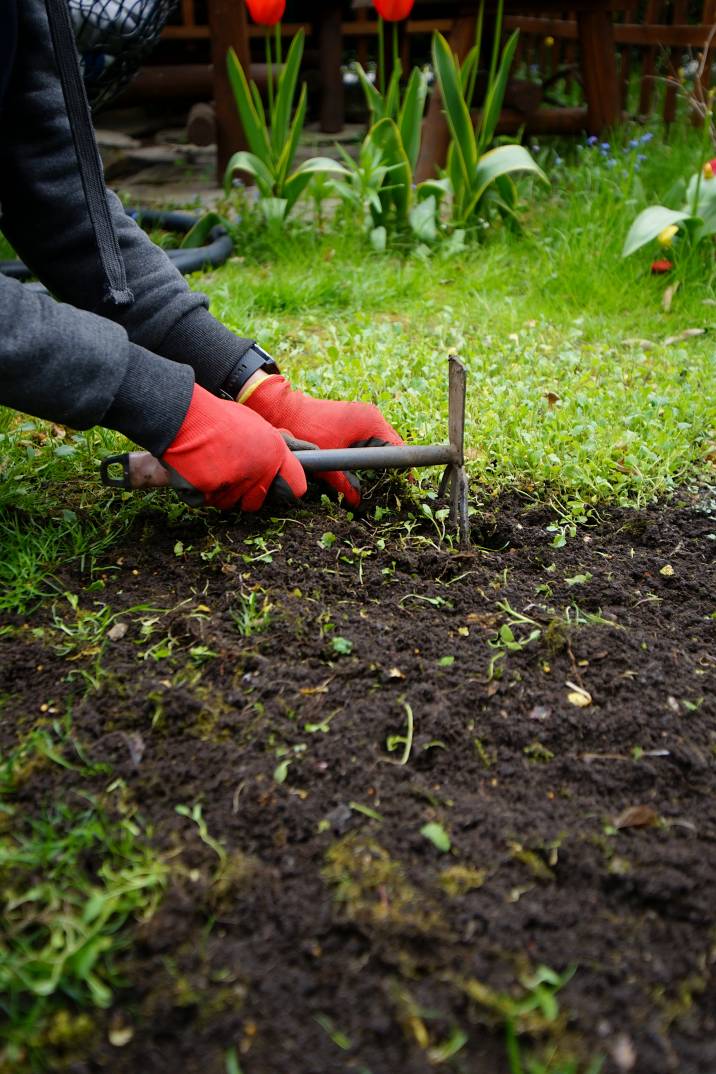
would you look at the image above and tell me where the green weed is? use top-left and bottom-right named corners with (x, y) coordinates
top-left (0, 723), bottom-right (166, 1071)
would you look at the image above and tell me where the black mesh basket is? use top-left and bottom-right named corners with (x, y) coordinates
top-left (69, 0), bottom-right (178, 110)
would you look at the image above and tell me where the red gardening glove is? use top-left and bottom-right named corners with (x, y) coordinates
top-left (162, 383), bottom-right (306, 511)
top-left (242, 375), bottom-right (403, 508)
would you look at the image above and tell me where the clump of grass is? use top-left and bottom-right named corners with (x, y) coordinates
top-left (439, 864), bottom-right (487, 897)
top-left (0, 722), bottom-right (166, 1072)
top-left (322, 834), bottom-right (444, 935)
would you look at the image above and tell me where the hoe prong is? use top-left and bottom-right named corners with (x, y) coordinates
top-left (447, 355), bottom-right (470, 548)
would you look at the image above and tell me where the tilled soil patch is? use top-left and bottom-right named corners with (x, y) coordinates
top-left (1, 486), bottom-right (715, 1074)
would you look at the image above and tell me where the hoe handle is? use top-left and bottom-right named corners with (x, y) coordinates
top-left (100, 443), bottom-right (457, 496)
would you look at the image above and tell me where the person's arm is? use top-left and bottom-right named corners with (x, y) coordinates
top-left (0, 272), bottom-right (306, 511)
top-left (0, 0), bottom-right (254, 396)
top-left (0, 271), bottom-right (193, 456)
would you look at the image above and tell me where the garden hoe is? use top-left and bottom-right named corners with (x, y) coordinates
top-left (100, 356), bottom-right (470, 547)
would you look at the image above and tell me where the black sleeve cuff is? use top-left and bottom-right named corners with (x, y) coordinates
top-left (102, 343), bottom-right (195, 456)
top-left (157, 306), bottom-right (256, 395)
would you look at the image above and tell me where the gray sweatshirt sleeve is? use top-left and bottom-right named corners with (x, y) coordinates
top-left (0, 0), bottom-right (254, 398)
top-left (0, 271), bottom-right (194, 456)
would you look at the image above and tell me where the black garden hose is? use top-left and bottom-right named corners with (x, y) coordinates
top-left (0, 206), bottom-right (234, 283)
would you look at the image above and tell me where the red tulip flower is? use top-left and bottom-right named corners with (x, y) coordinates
top-left (245, 0), bottom-right (285, 26)
top-left (373, 0), bottom-right (415, 20)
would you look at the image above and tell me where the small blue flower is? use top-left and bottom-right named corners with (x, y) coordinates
top-left (600, 142), bottom-right (610, 151)
top-left (586, 135), bottom-right (598, 146)
top-left (640, 131), bottom-right (654, 143)
top-left (628, 138), bottom-right (639, 149)
top-left (637, 153), bottom-right (647, 163)
top-left (555, 155), bottom-right (563, 165)
top-left (606, 158), bottom-right (617, 168)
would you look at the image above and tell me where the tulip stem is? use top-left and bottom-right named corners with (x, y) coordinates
top-left (378, 16), bottom-right (385, 95)
top-left (487, 0), bottom-right (504, 98)
top-left (467, 0), bottom-right (485, 110)
top-left (392, 21), bottom-right (399, 83)
top-left (691, 102), bottom-right (713, 217)
top-left (275, 22), bottom-right (282, 69)
top-left (265, 29), bottom-right (274, 120)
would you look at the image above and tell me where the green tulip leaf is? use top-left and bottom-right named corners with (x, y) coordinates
top-left (272, 29), bottom-right (305, 157)
top-left (399, 66), bottom-right (429, 173)
top-left (432, 32), bottom-right (476, 192)
top-left (224, 150), bottom-right (275, 197)
top-left (622, 205), bottom-right (692, 257)
top-left (463, 144), bottom-right (548, 222)
top-left (409, 195), bottom-right (438, 242)
top-left (226, 47), bottom-right (270, 162)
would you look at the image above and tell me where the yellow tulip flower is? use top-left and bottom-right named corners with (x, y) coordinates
top-left (657, 224), bottom-right (678, 247)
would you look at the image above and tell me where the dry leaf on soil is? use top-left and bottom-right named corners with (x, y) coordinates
top-left (566, 681), bottom-right (592, 707)
top-left (613, 804), bottom-right (659, 830)
top-left (663, 327), bottom-right (705, 345)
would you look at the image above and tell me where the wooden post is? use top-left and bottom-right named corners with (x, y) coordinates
top-left (664, 0), bottom-right (688, 125)
top-left (208, 0), bottom-right (250, 184)
top-left (577, 7), bottom-right (621, 132)
top-left (695, 0), bottom-right (716, 122)
top-left (637, 0), bottom-right (664, 117)
top-left (319, 1), bottom-right (344, 132)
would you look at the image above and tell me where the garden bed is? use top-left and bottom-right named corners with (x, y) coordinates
top-left (2, 482), bottom-right (714, 1074)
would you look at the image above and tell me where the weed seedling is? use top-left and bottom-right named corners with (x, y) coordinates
top-left (175, 803), bottom-right (227, 867)
top-left (488, 601), bottom-right (542, 679)
top-left (0, 726), bottom-right (166, 1066)
top-left (386, 700), bottom-right (414, 765)
top-left (230, 589), bottom-right (272, 637)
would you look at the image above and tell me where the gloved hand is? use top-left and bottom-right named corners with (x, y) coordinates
top-left (162, 383), bottom-right (306, 510)
top-left (240, 375), bottom-right (403, 507)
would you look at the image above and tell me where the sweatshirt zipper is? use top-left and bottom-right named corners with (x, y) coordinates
top-left (44, 0), bottom-right (133, 306)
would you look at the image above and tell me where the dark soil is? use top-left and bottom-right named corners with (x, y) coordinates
top-left (2, 484), bottom-right (715, 1074)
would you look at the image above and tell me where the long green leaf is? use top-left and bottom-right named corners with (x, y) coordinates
top-left (477, 29), bottom-right (519, 155)
top-left (250, 79), bottom-right (267, 132)
top-left (354, 62), bottom-right (385, 123)
top-left (432, 33), bottom-right (475, 189)
top-left (384, 61), bottom-right (403, 121)
top-left (462, 143), bottom-right (547, 221)
top-left (180, 211), bottom-right (224, 249)
top-left (291, 156), bottom-right (350, 178)
top-left (487, 0), bottom-right (505, 91)
top-left (693, 198), bottom-right (716, 242)
top-left (223, 150), bottom-right (275, 197)
top-left (226, 47), bottom-right (270, 162)
top-left (460, 44), bottom-right (479, 94)
top-left (685, 167), bottom-right (716, 215)
top-left (409, 195), bottom-right (438, 242)
top-left (446, 142), bottom-right (466, 218)
top-left (368, 117), bottom-right (412, 221)
top-left (282, 171), bottom-right (313, 215)
top-left (465, 0), bottom-right (485, 107)
top-left (275, 83), bottom-right (307, 187)
top-left (260, 197), bottom-right (289, 224)
top-left (272, 29), bottom-right (305, 159)
top-left (417, 176), bottom-right (451, 208)
top-left (398, 67), bottom-right (428, 173)
top-left (622, 205), bottom-right (692, 257)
